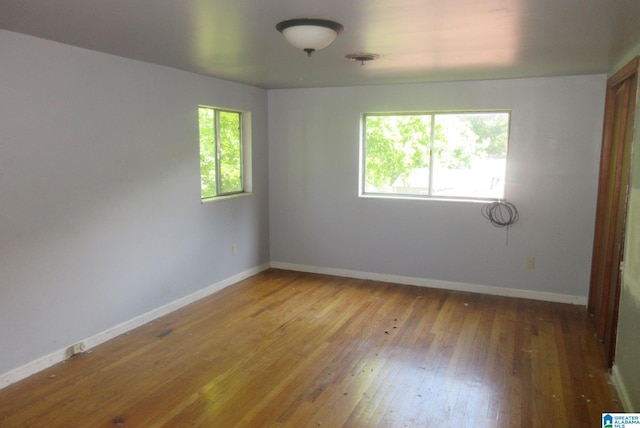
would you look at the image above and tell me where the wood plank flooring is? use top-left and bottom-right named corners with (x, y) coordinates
top-left (0, 269), bottom-right (622, 427)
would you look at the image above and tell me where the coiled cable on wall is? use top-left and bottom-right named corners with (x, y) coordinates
top-left (482, 200), bottom-right (519, 245)
top-left (482, 200), bottom-right (519, 227)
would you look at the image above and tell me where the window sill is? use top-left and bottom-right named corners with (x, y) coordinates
top-left (358, 193), bottom-right (499, 204)
top-left (201, 192), bottom-right (253, 204)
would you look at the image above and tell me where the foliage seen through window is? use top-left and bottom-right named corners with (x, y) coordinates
top-left (362, 112), bottom-right (510, 200)
top-left (199, 106), bottom-right (243, 199)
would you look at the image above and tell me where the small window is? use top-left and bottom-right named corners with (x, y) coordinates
top-left (199, 106), bottom-right (247, 200)
top-left (361, 111), bottom-right (510, 200)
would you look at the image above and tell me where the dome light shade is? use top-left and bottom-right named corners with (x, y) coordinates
top-left (276, 18), bottom-right (344, 57)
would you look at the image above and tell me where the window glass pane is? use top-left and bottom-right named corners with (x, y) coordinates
top-left (364, 114), bottom-right (431, 194)
top-left (199, 106), bottom-right (217, 199)
top-left (198, 107), bottom-right (245, 200)
top-left (432, 113), bottom-right (508, 199)
top-left (362, 111), bottom-right (509, 200)
top-left (219, 110), bottom-right (242, 194)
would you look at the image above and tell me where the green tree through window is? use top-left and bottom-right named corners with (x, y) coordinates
top-left (363, 111), bottom-right (510, 200)
top-left (199, 106), bottom-right (243, 199)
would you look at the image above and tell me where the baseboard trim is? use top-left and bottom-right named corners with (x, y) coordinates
top-left (0, 263), bottom-right (270, 390)
top-left (611, 364), bottom-right (635, 412)
top-left (0, 261), bottom-right (588, 390)
top-left (270, 262), bottom-right (588, 306)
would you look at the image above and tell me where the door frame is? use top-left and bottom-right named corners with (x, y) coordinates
top-left (588, 57), bottom-right (639, 367)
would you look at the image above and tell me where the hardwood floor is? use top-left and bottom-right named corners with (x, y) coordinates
top-left (0, 269), bottom-right (622, 427)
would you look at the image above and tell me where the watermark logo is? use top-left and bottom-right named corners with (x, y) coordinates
top-left (603, 413), bottom-right (640, 428)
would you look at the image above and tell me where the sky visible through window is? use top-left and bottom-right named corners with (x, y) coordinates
top-left (363, 111), bottom-right (510, 200)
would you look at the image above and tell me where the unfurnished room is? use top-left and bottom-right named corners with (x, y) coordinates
top-left (1, 1), bottom-right (640, 427)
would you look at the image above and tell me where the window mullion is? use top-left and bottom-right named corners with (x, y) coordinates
top-left (238, 114), bottom-right (244, 192)
top-left (215, 110), bottom-right (222, 196)
top-left (361, 114), bottom-right (368, 195)
top-left (428, 114), bottom-right (435, 196)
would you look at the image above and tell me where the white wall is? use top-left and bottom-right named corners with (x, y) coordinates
top-left (0, 27), bottom-right (610, 383)
top-left (268, 75), bottom-right (606, 298)
top-left (618, 136), bottom-right (640, 411)
top-left (0, 30), bottom-right (269, 375)
top-left (615, 49), bottom-right (640, 411)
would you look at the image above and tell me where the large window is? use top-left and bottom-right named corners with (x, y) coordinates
top-left (361, 111), bottom-right (510, 200)
top-left (199, 106), bottom-right (246, 200)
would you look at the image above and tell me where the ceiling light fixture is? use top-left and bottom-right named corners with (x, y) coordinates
top-left (345, 53), bottom-right (379, 66)
top-left (276, 18), bottom-right (344, 57)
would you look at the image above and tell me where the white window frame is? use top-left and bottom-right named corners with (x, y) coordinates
top-left (359, 110), bottom-right (511, 202)
top-left (199, 105), bottom-right (252, 202)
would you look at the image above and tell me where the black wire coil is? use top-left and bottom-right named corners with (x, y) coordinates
top-left (482, 201), bottom-right (519, 228)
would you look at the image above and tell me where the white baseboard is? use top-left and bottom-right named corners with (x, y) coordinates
top-left (0, 263), bottom-right (270, 390)
top-left (611, 364), bottom-right (635, 412)
top-left (0, 261), bottom-right (587, 391)
top-left (270, 262), bottom-right (588, 306)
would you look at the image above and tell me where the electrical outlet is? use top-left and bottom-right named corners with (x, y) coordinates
top-left (71, 342), bottom-right (86, 355)
top-left (526, 256), bottom-right (536, 269)
top-left (232, 244), bottom-right (237, 255)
